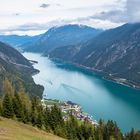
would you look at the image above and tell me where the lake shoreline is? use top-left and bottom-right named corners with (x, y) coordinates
top-left (50, 57), bottom-right (140, 90)
top-left (43, 99), bottom-right (98, 126)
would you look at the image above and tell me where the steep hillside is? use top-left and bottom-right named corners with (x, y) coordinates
top-left (0, 41), bottom-right (43, 97)
top-left (49, 23), bottom-right (140, 88)
top-left (0, 34), bottom-right (41, 47)
top-left (0, 117), bottom-right (65, 140)
top-left (23, 24), bottom-right (102, 53)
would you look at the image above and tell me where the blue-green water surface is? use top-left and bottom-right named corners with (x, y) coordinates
top-left (24, 52), bottom-right (140, 133)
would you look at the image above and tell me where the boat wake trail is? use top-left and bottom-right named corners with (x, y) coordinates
top-left (61, 83), bottom-right (83, 93)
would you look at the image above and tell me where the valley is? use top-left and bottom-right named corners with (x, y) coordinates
top-left (20, 23), bottom-right (140, 89)
top-left (0, 0), bottom-right (140, 139)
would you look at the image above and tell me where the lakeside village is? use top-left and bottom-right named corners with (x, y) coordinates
top-left (41, 95), bottom-right (98, 126)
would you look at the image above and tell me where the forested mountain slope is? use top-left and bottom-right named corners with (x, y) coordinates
top-left (0, 41), bottom-right (43, 97)
top-left (48, 23), bottom-right (140, 88)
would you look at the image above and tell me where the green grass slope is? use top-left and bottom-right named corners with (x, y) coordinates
top-left (0, 117), bottom-right (65, 140)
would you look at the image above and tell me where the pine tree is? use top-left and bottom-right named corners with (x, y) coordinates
top-left (2, 93), bottom-right (14, 118)
top-left (125, 128), bottom-right (140, 140)
top-left (104, 120), bottom-right (123, 140)
top-left (2, 78), bottom-right (14, 96)
top-left (94, 128), bottom-right (104, 140)
top-left (80, 122), bottom-right (95, 140)
top-left (2, 78), bottom-right (15, 118)
top-left (31, 96), bottom-right (43, 127)
top-left (22, 104), bottom-right (31, 123)
top-left (13, 92), bottom-right (23, 121)
top-left (50, 104), bottom-right (64, 129)
top-left (0, 99), bottom-right (2, 116)
top-left (19, 90), bottom-right (31, 123)
top-left (65, 115), bottom-right (79, 140)
top-left (54, 125), bottom-right (67, 138)
top-left (36, 104), bottom-right (44, 129)
top-left (44, 106), bottom-right (51, 131)
top-left (31, 97), bottom-right (38, 126)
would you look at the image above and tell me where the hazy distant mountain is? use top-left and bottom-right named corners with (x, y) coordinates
top-left (0, 42), bottom-right (43, 97)
top-left (0, 34), bottom-right (41, 47)
top-left (23, 24), bottom-right (102, 53)
top-left (49, 23), bottom-right (140, 88)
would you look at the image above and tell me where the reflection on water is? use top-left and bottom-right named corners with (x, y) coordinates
top-left (24, 52), bottom-right (140, 133)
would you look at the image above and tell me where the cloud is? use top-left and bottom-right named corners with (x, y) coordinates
top-left (126, 0), bottom-right (140, 23)
top-left (0, 17), bottom-right (123, 35)
top-left (0, 20), bottom-right (75, 33)
top-left (40, 3), bottom-right (50, 8)
top-left (91, 10), bottom-right (128, 23)
top-left (1, 0), bottom-right (139, 35)
top-left (86, 0), bottom-right (140, 24)
top-left (81, 0), bottom-right (140, 24)
top-left (14, 13), bottom-right (20, 16)
top-left (0, 21), bottom-right (65, 34)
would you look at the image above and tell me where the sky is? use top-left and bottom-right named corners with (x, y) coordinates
top-left (0, 0), bottom-right (139, 35)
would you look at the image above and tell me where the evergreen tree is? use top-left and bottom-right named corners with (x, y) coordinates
top-left (2, 93), bottom-right (14, 118)
top-left (44, 106), bottom-right (51, 131)
top-left (103, 120), bottom-right (123, 140)
top-left (94, 127), bottom-right (104, 140)
top-left (125, 128), bottom-right (140, 140)
top-left (0, 99), bottom-right (2, 116)
top-left (80, 122), bottom-right (95, 140)
top-left (50, 104), bottom-right (64, 130)
top-left (2, 78), bottom-right (14, 96)
top-left (2, 78), bottom-right (14, 118)
top-left (96, 119), bottom-right (105, 140)
top-left (13, 92), bottom-right (23, 121)
top-left (54, 125), bottom-right (67, 138)
top-left (65, 115), bottom-right (79, 140)
top-left (31, 96), bottom-right (38, 126)
top-left (22, 104), bottom-right (31, 123)
top-left (36, 104), bottom-right (44, 129)
top-left (19, 90), bottom-right (31, 123)
top-left (31, 96), bottom-right (44, 128)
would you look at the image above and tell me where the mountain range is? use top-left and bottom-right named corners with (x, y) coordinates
top-left (0, 34), bottom-right (41, 47)
top-left (0, 23), bottom-right (140, 88)
top-left (22, 24), bottom-right (102, 53)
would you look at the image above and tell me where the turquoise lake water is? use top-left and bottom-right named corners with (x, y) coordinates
top-left (24, 52), bottom-right (140, 133)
